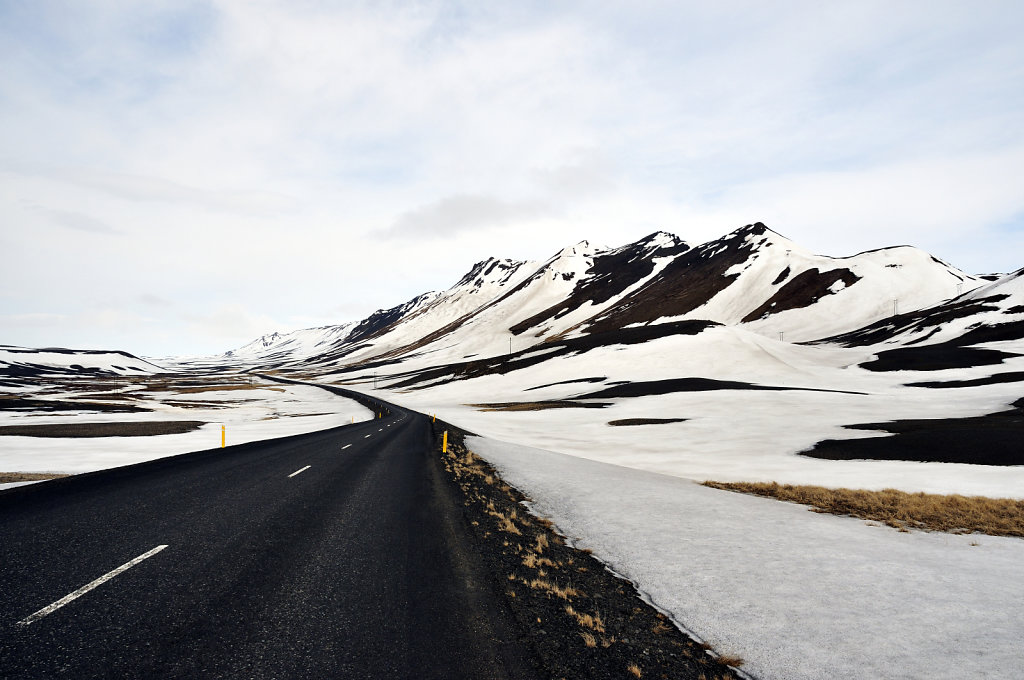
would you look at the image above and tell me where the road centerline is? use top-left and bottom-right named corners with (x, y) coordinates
top-left (288, 466), bottom-right (311, 478)
top-left (17, 545), bottom-right (168, 626)
top-left (341, 444), bottom-right (352, 450)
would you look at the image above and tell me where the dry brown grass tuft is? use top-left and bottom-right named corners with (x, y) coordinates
top-left (716, 655), bottom-right (744, 668)
top-left (627, 662), bottom-right (642, 677)
top-left (535, 533), bottom-right (549, 553)
top-left (528, 578), bottom-right (581, 600)
top-left (703, 481), bottom-right (1024, 537)
top-left (565, 604), bottom-right (606, 632)
top-left (522, 551), bottom-right (558, 570)
top-left (490, 509), bottom-right (522, 535)
top-left (580, 631), bottom-right (597, 648)
top-left (652, 620), bottom-right (672, 635)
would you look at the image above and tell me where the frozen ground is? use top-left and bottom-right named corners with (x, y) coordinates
top-left (0, 382), bottom-right (373, 474)
top-left (471, 435), bottom-right (1024, 680)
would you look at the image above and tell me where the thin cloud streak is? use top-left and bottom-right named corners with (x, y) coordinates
top-left (31, 206), bottom-right (122, 235)
top-left (378, 194), bottom-right (555, 240)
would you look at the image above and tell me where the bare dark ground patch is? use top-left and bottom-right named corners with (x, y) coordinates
top-left (0, 421), bottom-right (206, 438)
top-left (800, 398), bottom-right (1024, 466)
top-left (0, 397), bottom-right (151, 413)
top-left (860, 344), bottom-right (1019, 372)
top-left (525, 377), bottom-right (607, 391)
top-left (471, 401), bottom-right (611, 412)
top-left (608, 418), bottom-right (687, 426)
top-left (433, 423), bottom-right (744, 679)
top-left (741, 267), bottom-right (860, 322)
top-left (577, 377), bottom-right (863, 398)
top-left (906, 371), bottom-right (1024, 388)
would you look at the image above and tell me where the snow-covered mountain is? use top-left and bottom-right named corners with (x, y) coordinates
top-left (226, 223), bottom-right (983, 373)
top-left (226, 324), bottom-right (357, 365)
top-left (581, 223), bottom-right (977, 342)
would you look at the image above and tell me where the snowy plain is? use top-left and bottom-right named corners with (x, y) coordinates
top-left (0, 383), bottom-right (373, 474)
top-left (353, 324), bottom-right (1024, 498)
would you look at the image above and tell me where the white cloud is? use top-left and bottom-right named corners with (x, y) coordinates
top-left (0, 1), bottom-right (1021, 354)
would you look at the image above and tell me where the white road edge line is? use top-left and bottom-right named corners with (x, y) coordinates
top-left (288, 465), bottom-right (311, 478)
top-left (18, 545), bottom-right (168, 626)
top-left (341, 444), bottom-right (351, 450)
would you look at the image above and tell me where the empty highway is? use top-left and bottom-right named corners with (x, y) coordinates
top-left (0, 400), bottom-right (539, 678)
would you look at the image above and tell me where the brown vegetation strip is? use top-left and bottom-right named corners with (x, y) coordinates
top-left (0, 472), bottom-right (70, 483)
top-left (703, 481), bottom-right (1024, 537)
top-left (0, 421), bottom-right (206, 438)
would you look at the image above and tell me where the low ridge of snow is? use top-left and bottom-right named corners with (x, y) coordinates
top-left (0, 346), bottom-right (164, 374)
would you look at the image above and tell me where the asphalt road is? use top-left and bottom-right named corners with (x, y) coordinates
top-left (0, 399), bottom-right (539, 679)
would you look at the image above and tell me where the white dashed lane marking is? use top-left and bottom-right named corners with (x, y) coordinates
top-left (288, 465), bottom-right (311, 478)
top-left (18, 545), bottom-right (168, 626)
top-left (341, 444), bottom-right (351, 450)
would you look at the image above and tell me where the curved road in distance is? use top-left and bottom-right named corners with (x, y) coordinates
top-left (0, 396), bottom-right (539, 679)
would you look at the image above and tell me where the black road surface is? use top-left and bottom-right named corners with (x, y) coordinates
top-left (0, 397), bottom-right (540, 679)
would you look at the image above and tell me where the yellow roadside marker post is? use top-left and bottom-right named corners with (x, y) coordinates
top-left (221, 425), bottom-right (225, 448)
top-left (442, 430), bottom-right (448, 453)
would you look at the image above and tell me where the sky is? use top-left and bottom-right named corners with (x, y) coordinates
top-left (2, 0), bottom-right (1023, 357)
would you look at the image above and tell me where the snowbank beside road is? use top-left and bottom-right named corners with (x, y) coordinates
top-left (470, 435), bottom-right (1024, 680)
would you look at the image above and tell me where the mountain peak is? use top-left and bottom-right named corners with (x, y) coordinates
top-left (730, 222), bottom-right (784, 240)
top-left (554, 240), bottom-right (603, 259)
top-left (636, 230), bottom-right (684, 249)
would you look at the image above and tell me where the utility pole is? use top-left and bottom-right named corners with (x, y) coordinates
top-left (373, 372), bottom-right (377, 389)
top-left (779, 331), bottom-right (784, 342)
top-left (509, 335), bottom-right (512, 357)
top-left (893, 298), bottom-right (898, 316)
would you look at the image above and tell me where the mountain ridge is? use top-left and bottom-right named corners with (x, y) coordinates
top-left (222, 222), bottom-right (994, 373)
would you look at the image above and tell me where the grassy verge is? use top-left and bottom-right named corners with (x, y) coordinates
top-left (0, 472), bottom-right (70, 483)
top-left (702, 481), bottom-right (1024, 537)
top-left (435, 422), bottom-right (744, 680)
